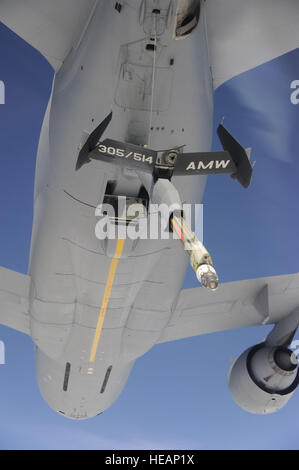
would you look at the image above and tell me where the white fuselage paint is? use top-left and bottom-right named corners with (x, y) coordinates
top-left (28, 0), bottom-right (213, 419)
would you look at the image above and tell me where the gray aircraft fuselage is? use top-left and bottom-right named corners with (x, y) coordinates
top-left (29, 1), bottom-right (212, 420)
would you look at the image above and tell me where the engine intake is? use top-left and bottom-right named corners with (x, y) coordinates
top-left (228, 343), bottom-right (299, 414)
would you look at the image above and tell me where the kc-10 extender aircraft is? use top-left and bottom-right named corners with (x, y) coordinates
top-left (1, 0), bottom-right (299, 420)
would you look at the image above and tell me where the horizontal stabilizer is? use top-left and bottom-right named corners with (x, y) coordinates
top-left (173, 151), bottom-right (235, 176)
top-left (217, 125), bottom-right (253, 188)
top-left (76, 112), bottom-right (113, 170)
top-left (87, 138), bottom-right (156, 173)
top-left (76, 117), bottom-right (253, 188)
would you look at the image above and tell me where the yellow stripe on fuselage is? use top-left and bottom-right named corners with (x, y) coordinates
top-left (89, 238), bottom-right (125, 363)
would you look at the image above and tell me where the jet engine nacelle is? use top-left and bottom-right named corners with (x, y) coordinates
top-left (228, 343), bottom-right (299, 414)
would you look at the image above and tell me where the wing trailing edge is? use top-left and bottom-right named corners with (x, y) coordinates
top-left (205, 0), bottom-right (299, 89)
top-left (0, 266), bottom-right (30, 335)
top-left (158, 272), bottom-right (299, 343)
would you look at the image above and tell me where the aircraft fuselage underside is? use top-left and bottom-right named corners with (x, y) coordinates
top-left (30, 0), bottom-right (212, 419)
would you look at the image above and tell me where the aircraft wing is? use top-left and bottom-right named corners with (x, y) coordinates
top-left (205, 0), bottom-right (299, 89)
top-left (0, 0), bottom-right (97, 69)
top-left (0, 267), bottom-right (30, 335)
top-left (158, 273), bottom-right (299, 343)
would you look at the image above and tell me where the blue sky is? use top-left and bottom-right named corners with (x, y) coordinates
top-left (0, 22), bottom-right (299, 450)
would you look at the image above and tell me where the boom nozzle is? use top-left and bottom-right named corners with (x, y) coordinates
top-left (196, 264), bottom-right (219, 291)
